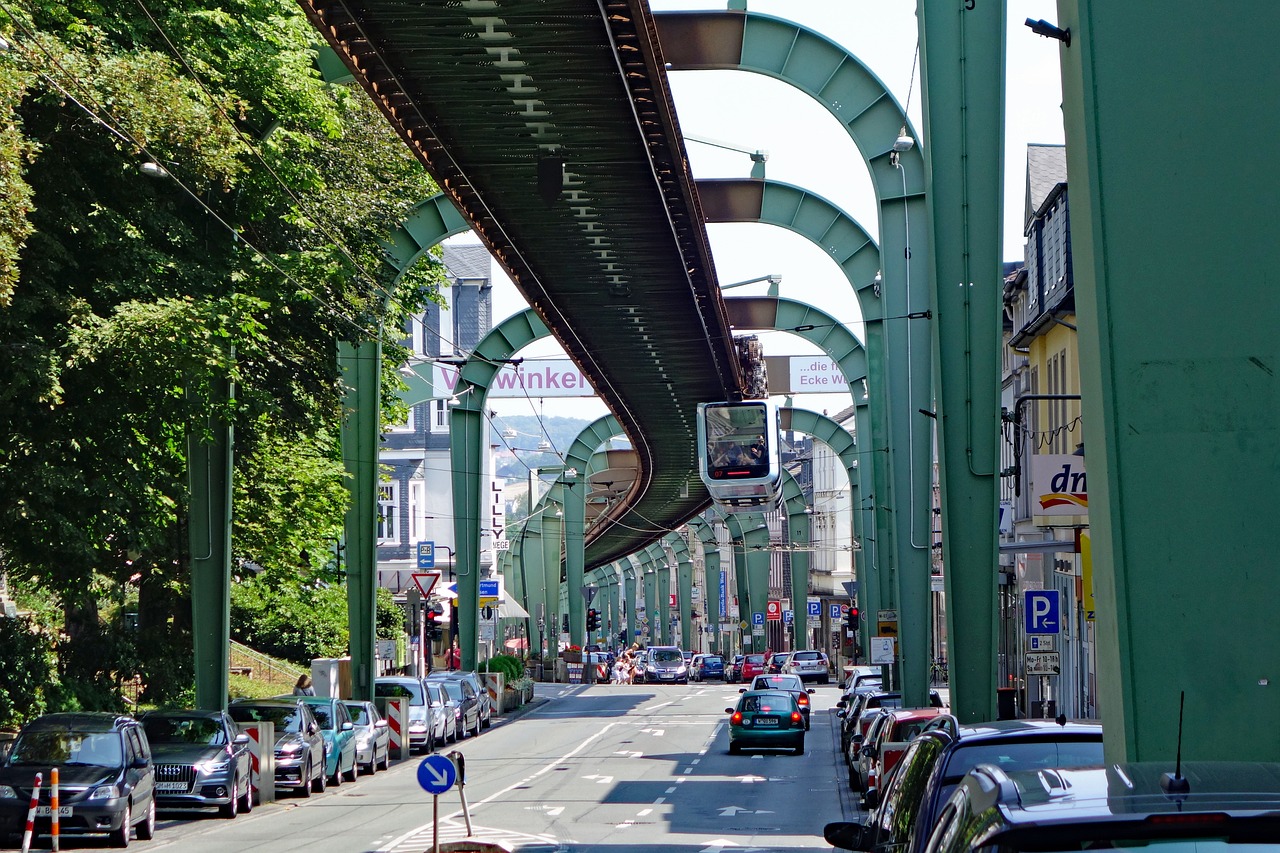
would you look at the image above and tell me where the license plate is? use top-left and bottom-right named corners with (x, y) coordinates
top-left (35, 806), bottom-right (73, 817)
top-left (754, 717), bottom-right (779, 728)
top-left (157, 781), bottom-right (190, 792)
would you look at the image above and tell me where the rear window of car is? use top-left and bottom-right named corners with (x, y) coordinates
top-left (943, 737), bottom-right (1105, 782)
top-left (755, 675), bottom-right (803, 691)
top-left (740, 691), bottom-right (796, 713)
top-left (702, 656), bottom-right (723, 665)
top-left (745, 654), bottom-right (765, 664)
top-left (792, 651), bottom-right (822, 661)
top-left (375, 680), bottom-right (425, 706)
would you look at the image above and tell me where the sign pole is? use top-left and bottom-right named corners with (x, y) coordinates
top-left (432, 793), bottom-right (439, 853)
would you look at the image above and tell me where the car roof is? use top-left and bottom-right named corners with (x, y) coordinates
top-left (140, 709), bottom-right (226, 720)
top-left (229, 698), bottom-right (302, 707)
top-left (954, 717), bottom-right (1103, 741)
top-left (969, 762), bottom-right (1280, 839)
top-left (22, 712), bottom-right (135, 732)
top-left (741, 689), bottom-right (799, 703)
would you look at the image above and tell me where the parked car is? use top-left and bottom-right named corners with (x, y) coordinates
top-left (841, 664), bottom-right (884, 692)
top-left (690, 654), bottom-right (725, 681)
top-left (424, 681), bottom-right (457, 746)
top-left (849, 707), bottom-right (946, 796)
top-left (444, 671), bottom-right (492, 729)
top-left (725, 655), bottom-right (746, 683)
top-left (766, 651), bottom-right (791, 674)
top-left (916, 761), bottom-right (1280, 853)
top-left (427, 673), bottom-right (481, 739)
top-left (375, 676), bottom-right (434, 753)
top-left (139, 709), bottom-right (252, 818)
top-left (639, 646), bottom-right (688, 684)
top-left (725, 689), bottom-right (806, 756)
top-left (782, 649), bottom-right (830, 684)
top-left (283, 696), bottom-right (358, 786)
top-left (827, 718), bottom-right (1105, 853)
top-left (744, 674), bottom-right (815, 729)
top-left (838, 689), bottom-right (945, 763)
top-left (342, 700), bottom-right (390, 775)
top-left (738, 653), bottom-right (766, 683)
top-left (227, 699), bottom-right (326, 797)
top-left (0, 712), bottom-right (157, 846)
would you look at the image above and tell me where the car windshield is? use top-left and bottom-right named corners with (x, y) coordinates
top-left (944, 737), bottom-right (1105, 783)
top-left (142, 716), bottom-right (227, 746)
top-left (375, 681), bottom-right (425, 706)
top-left (652, 650), bottom-right (683, 663)
top-left (228, 705), bottom-right (302, 733)
top-left (9, 731), bottom-right (122, 767)
top-left (344, 704), bottom-right (371, 726)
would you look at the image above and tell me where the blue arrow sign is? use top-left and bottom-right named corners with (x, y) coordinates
top-left (417, 754), bottom-right (457, 795)
top-left (752, 611), bottom-right (765, 626)
top-left (417, 541), bottom-right (435, 569)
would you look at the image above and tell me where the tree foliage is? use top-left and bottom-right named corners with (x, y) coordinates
top-left (0, 0), bottom-right (443, 708)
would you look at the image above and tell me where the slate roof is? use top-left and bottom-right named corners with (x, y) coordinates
top-left (442, 243), bottom-right (492, 283)
top-left (1025, 143), bottom-right (1068, 228)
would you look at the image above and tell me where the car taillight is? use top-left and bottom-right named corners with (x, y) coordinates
top-left (791, 712), bottom-right (802, 723)
top-left (797, 695), bottom-right (809, 706)
top-left (731, 712), bottom-right (743, 724)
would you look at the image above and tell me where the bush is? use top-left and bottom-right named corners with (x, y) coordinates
top-left (479, 654), bottom-right (523, 682)
top-left (0, 617), bottom-right (61, 730)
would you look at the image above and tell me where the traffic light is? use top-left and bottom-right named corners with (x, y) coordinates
top-left (619, 630), bottom-right (627, 646)
top-left (425, 610), bottom-right (443, 641)
top-left (587, 608), bottom-right (600, 632)
top-left (848, 606), bottom-right (860, 632)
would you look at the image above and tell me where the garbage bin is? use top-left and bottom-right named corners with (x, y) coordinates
top-left (996, 687), bottom-right (1017, 720)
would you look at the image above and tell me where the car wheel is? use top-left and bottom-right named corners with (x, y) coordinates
top-left (474, 717), bottom-right (482, 739)
top-left (728, 741), bottom-right (741, 755)
top-left (298, 760), bottom-right (313, 797)
top-left (482, 713), bottom-right (491, 729)
top-left (344, 754), bottom-right (358, 783)
top-left (220, 779), bottom-right (239, 818)
top-left (794, 739), bottom-right (805, 756)
top-left (312, 759), bottom-right (327, 794)
top-left (239, 776), bottom-right (253, 813)
top-left (331, 764), bottom-right (343, 787)
top-left (381, 744), bottom-right (392, 771)
top-left (109, 801), bottom-right (131, 848)
top-left (137, 797), bottom-right (156, 840)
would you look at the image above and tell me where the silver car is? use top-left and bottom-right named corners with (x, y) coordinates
top-left (424, 681), bottom-right (456, 747)
top-left (139, 710), bottom-right (253, 818)
top-left (342, 701), bottom-right (390, 774)
top-left (444, 671), bottom-right (492, 729)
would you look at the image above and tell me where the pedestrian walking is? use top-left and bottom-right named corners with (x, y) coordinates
top-left (293, 674), bottom-right (316, 696)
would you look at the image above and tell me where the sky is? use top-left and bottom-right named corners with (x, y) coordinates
top-left (454, 0), bottom-right (1067, 430)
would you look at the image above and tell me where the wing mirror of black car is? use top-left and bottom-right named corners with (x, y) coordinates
top-left (836, 700), bottom-right (846, 709)
top-left (863, 786), bottom-right (880, 809)
top-left (738, 688), bottom-right (746, 694)
top-left (824, 821), bottom-right (871, 851)
top-left (233, 733), bottom-right (251, 745)
top-left (861, 745), bottom-right (875, 758)
top-left (341, 721), bottom-right (354, 731)
top-left (374, 719), bottom-right (388, 729)
top-left (836, 710), bottom-right (846, 718)
top-left (807, 688), bottom-right (816, 695)
top-left (131, 756), bottom-right (150, 769)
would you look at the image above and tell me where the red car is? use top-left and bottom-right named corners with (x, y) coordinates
top-left (739, 653), bottom-right (766, 682)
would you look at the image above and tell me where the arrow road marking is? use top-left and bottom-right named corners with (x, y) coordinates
top-left (699, 839), bottom-right (739, 853)
top-left (640, 728), bottom-right (666, 737)
top-left (524, 805), bottom-right (564, 816)
top-left (583, 774), bottom-right (614, 784)
top-left (736, 774), bottom-right (766, 784)
top-left (718, 806), bottom-right (751, 816)
top-left (613, 750), bottom-right (643, 758)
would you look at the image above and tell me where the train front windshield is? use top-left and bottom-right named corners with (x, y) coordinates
top-left (703, 403), bottom-right (771, 480)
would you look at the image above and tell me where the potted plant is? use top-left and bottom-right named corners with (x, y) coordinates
top-left (562, 644), bottom-right (583, 663)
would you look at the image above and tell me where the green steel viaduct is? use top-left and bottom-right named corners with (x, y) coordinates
top-left (181, 1), bottom-right (1280, 766)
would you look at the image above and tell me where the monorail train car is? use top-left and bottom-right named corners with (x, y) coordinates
top-left (696, 400), bottom-right (783, 512)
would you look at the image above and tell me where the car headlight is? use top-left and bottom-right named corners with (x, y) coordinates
top-left (676, 665), bottom-right (687, 673)
top-left (647, 665), bottom-right (657, 673)
top-left (409, 721), bottom-right (427, 732)
top-left (0, 785), bottom-right (17, 799)
top-left (355, 735), bottom-right (372, 749)
top-left (198, 758), bottom-right (232, 774)
top-left (89, 785), bottom-right (121, 800)
top-left (277, 742), bottom-right (303, 756)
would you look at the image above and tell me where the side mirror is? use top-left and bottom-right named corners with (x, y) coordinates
top-left (836, 700), bottom-right (846, 709)
top-left (132, 756), bottom-right (150, 769)
top-left (341, 721), bottom-right (354, 731)
top-left (738, 688), bottom-right (746, 694)
top-left (852, 734), bottom-right (864, 744)
top-left (823, 821), bottom-right (871, 852)
top-left (807, 689), bottom-right (816, 695)
top-left (836, 710), bottom-right (847, 719)
top-left (233, 733), bottom-right (251, 745)
top-left (862, 746), bottom-right (875, 758)
top-left (864, 787), bottom-right (880, 809)
top-left (374, 719), bottom-right (389, 729)
top-left (309, 723), bottom-right (319, 735)
top-left (725, 708), bottom-right (735, 714)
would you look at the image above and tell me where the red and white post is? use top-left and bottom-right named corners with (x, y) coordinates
top-left (385, 698), bottom-right (408, 761)
top-left (50, 767), bottom-right (59, 852)
top-left (20, 771), bottom-right (41, 853)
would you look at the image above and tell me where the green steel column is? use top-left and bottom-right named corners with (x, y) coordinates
top-left (738, 514), bottom-right (771, 652)
top-left (606, 574), bottom-right (620, 647)
top-left (675, 544), bottom-right (694, 651)
top-left (693, 521), bottom-right (722, 655)
top-left (1057, 0), bottom-right (1280, 761)
top-left (642, 557), bottom-right (658, 646)
top-left (726, 516), bottom-right (751, 651)
top-left (513, 525), bottom-right (539, 656)
top-left (187, 376), bottom-right (234, 711)
top-left (852, 398), bottom-right (878, 659)
top-left (656, 551), bottom-right (672, 646)
top-left (540, 508), bottom-right (563, 654)
top-left (563, 469), bottom-right (586, 648)
top-left (449, 396), bottom-right (484, 671)
top-left (917, 0), bottom-right (1005, 723)
top-left (622, 562), bottom-right (637, 647)
top-left (340, 340), bottom-right (380, 702)
top-left (784, 484), bottom-right (811, 651)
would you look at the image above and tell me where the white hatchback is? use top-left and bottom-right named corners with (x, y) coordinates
top-left (783, 650), bottom-right (830, 683)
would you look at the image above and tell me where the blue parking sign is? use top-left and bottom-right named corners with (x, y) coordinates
top-left (752, 611), bottom-right (765, 626)
top-left (807, 600), bottom-right (822, 618)
top-left (829, 603), bottom-right (842, 620)
top-left (783, 610), bottom-right (794, 625)
top-left (1024, 590), bottom-right (1061, 634)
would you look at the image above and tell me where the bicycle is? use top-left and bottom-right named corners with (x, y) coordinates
top-left (929, 658), bottom-right (949, 686)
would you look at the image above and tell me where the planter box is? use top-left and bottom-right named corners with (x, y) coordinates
top-left (562, 650), bottom-right (582, 663)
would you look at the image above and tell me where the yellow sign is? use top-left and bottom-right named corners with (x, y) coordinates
top-left (877, 621), bottom-right (898, 637)
top-left (1080, 532), bottom-right (1095, 621)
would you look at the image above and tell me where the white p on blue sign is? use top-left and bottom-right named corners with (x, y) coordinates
top-left (1024, 590), bottom-right (1061, 634)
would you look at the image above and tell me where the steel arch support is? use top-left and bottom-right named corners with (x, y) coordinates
top-left (688, 519), bottom-right (722, 654)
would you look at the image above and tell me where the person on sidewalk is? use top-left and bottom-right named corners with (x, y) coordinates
top-left (293, 674), bottom-right (316, 695)
top-left (447, 640), bottom-right (461, 671)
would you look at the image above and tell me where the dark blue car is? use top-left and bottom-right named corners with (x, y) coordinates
top-left (691, 653), bottom-right (725, 681)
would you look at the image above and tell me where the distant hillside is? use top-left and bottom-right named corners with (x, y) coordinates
top-left (492, 415), bottom-right (591, 480)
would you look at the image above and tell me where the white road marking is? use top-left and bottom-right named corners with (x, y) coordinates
top-left (583, 774), bottom-right (614, 784)
top-left (638, 808), bottom-right (653, 816)
top-left (665, 786), bottom-right (677, 793)
top-left (653, 797), bottom-right (666, 805)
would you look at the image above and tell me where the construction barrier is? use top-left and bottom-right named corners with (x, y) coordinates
top-left (238, 722), bottom-right (275, 805)
top-left (384, 697), bottom-right (409, 760)
top-left (20, 771), bottom-right (40, 853)
top-left (597, 662), bottom-right (610, 682)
